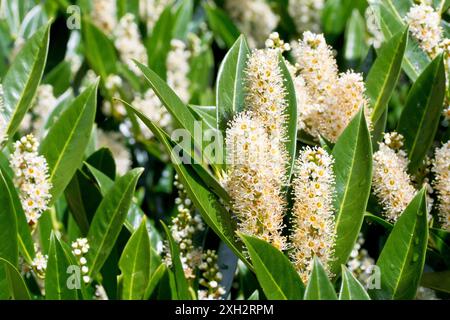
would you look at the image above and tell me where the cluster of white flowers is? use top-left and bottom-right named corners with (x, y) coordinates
top-left (97, 129), bottom-right (132, 175)
top-left (132, 88), bottom-right (172, 139)
top-left (91, 0), bottom-right (117, 35)
top-left (114, 14), bottom-right (148, 75)
top-left (198, 250), bottom-right (226, 300)
top-left (265, 32), bottom-right (291, 52)
top-left (10, 134), bottom-right (52, 225)
top-left (166, 39), bottom-right (191, 103)
top-left (164, 175), bottom-right (205, 280)
top-left (139, 0), bottom-right (173, 31)
top-left (225, 0), bottom-right (279, 48)
top-left (102, 74), bottom-right (127, 118)
top-left (31, 251), bottom-right (48, 278)
top-left (225, 112), bottom-right (287, 251)
top-left (245, 48), bottom-right (289, 185)
top-left (72, 238), bottom-right (90, 284)
top-left (432, 141), bottom-right (450, 230)
top-left (372, 132), bottom-right (416, 222)
top-left (290, 146), bottom-right (336, 283)
top-left (291, 32), bottom-right (370, 142)
top-left (346, 233), bottom-right (375, 288)
top-left (405, 4), bottom-right (443, 58)
top-left (0, 84), bottom-right (6, 144)
top-left (288, 0), bottom-right (324, 34)
top-left (20, 85), bottom-right (57, 137)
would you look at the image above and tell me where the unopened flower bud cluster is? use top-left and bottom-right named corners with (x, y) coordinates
top-left (72, 238), bottom-right (90, 284)
top-left (198, 250), bottom-right (226, 300)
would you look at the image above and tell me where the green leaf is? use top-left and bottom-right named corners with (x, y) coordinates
top-left (304, 257), bottom-right (338, 300)
top-left (215, 35), bottom-right (249, 132)
top-left (1, 23), bottom-right (50, 142)
top-left (118, 217), bottom-right (151, 300)
top-left (339, 266), bottom-right (371, 300)
top-left (330, 109), bottom-right (372, 276)
top-left (82, 19), bottom-right (117, 79)
top-left (43, 61), bottom-right (71, 96)
top-left (239, 233), bottom-right (304, 300)
top-left (144, 263), bottom-right (166, 299)
top-left (397, 54), bottom-right (446, 173)
top-left (84, 163), bottom-right (114, 195)
top-left (344, 10), bottom-right (368, 65)
top-left (135, 62), bottom-right (213, 165)
top-left (0, 169), bottom-right (18, 266)
top-left (87, 168), bottom-right (143, 279)
top-left (367, 28), bottom-right (408, 124)
top-left (278, 55), bottom-right (298, 181)
top-left (421, 271), bottom-right (450, 294)
top-left (0, 257), bottom-right (30, 299)
top-left (204, 3), bottom-right (240, 48)
top-left (45, 233), bottom-right (79, 300)
top-left (40, 81), bottom-right (98, 203)
top-left (322, 0), bottom-right (355, 37)
top-left (146, 6), bottom-right (173, 78)
top-left (0, 163), bottom-right (34, 264)
top-left (85, 147), bottom-right (116, 180)
top-left (124, 104), bottom-right (249, 268)
top-left (172, 0), bottom-right (193, 41)
top-left (370, 188), bottom-right (428, 300)
top-left (370, 0), bottom-right (430, 81)
top-left (161, 221), bottom-right (191, 300)
top-left (188, 105), bottom-right (217, 131)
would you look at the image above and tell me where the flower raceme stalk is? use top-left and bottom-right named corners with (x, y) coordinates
top-left (372, 132), bottom-right (416, 222)
top-left (290, 146), bottom-right (336, 283)
top-left (432, 141), bottom-right (450, 230)
top-left (225, 112), bottom-right (287, 251)
top-left (9, 134), bottom-right (52, 225)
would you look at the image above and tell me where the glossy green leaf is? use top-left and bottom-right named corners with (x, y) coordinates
top-left (239, 233), bottom-right (304, 300)
top-left (161, 222), bottom-right (191, 300)
top-left (85, 147), bottom-right (116, 180)
top-left (330, 109), bottom-right (372, 276)
top-left (45, 233), bottom-right (79, 300)
top-left (82, 19), bottom-right (117, 79)
top-left (87, 168), bottom-right (144, 279)
top-left (204, 3), bottom-right (240, 48)
top-left (188, 105), bottom-right (217, 131)
top-left (40, 81), bottom-right (98, 203)
top-left (278, 55), bottom-right (298, 181)
top-left (1, 23), bottom-right (50, 142)
top-left (144, 263), bottom-right (166, 299)
top-left (421, 271), bottom-right (450, 294)
top-left (118, 217), bottom-right (151, 300)
top-left (0, 169), bottom-right (18, 266)
top-left (370, 0), bottom-right (430, 81)
top-left (367, 27), bottom-right (408, 124)
top-left (216, 35), bottom-right (249, 132)
top-left (0, 257), bottom-right (30, 300)
top-left (339, 266), bottom-right (371, 300)
top-left (397, 54), bottom-right (446, 173)
top-left (304, 257), bottom-right (338, 300)
top-left (370, 188), bottom-right (428, 300)
top-left (0, 164), bottom-right (34, 264)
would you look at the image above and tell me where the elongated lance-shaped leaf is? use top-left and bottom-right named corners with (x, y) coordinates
top-left (87, 168), bottom-right (144, 279)
top-left (0, 169), bottom-right (18, 267)
top-left (278, 54), bottom-right (298, 182)
top-left (330, 108), bottom-right (372, 276)
top-left (216, 35), bottom-right (249, 132)
top-left (161, 222), bottom-right (192, 300)
top-left (40, 80), bottom-right (98, 203)
top-left (45, 233), bottom-right (79, 300)
top-left (124, 102), bottom-right (251, 270)
top-left (370, 188), bottom-right (428, 300)
top-left (118, 217), bottom-right (151, 300)
top-left (134, 61), bottom-right (216, 167)
top-left (368, 27), bottom-right (408, 124)
top-left (369, 0), bottom-right (430, 81)
top-left (0, 163), bottom-right (34, 264)
top-left (239, 233), bottom-right (304, 300)
top-left (397, 54), bottom-right (446, 173)
top-left (304, 257), bottom-right (337, 300)
top-left (339, 266), bottom-right (371, 300)
top-left (0, 258), bottom-right (30, 300)
top-left (203, 3), bottom-right (240, 48)
top-left (344, 10), bottom-right (368, 65)
top-left (1, 23), bottom-right (50, 143)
